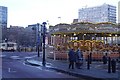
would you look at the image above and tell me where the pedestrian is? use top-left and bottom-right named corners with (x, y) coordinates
top-left (102, 55), bottom-right (107, 64)
top-left (68, 48), bottom-right (75, 69)
top-left (75, 49), bottom-right (83, 69)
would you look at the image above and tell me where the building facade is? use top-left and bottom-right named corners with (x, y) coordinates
top-left (78, 4), bottom-right (116, 23)
top-left (0, 6), bottom-right (7, 42)
top-left (118, 1), bottom-right (120, 23)
top-left (0, 6), bottom-right (7, 29)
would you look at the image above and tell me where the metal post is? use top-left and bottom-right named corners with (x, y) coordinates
top-left (42, 22), bottom-right (47, 66)
top-left (111, 59), bottom-right (116, 73)
top-left (38, 44), bottom-right (40, 57)
top-left (89, 52), bottom-right (92, 64)
top-left (35, 27), bottom-right (37, 52)
top-left (87, 55), bottom-right (90, 70)
top-left (37, 23), bottom-right (40, 57)
top-left (108, 57), bottom-right (111, 73)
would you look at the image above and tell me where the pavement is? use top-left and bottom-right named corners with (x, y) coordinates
top-left (25, 55), bottom-right (120, 80)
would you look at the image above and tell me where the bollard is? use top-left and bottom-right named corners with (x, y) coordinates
top-left (87, 55), bottom-right (90, 70)
top-left (108, 57), bottom-right (111, 73)
top-left (102, 55), bottom-right (107, 64)
top-left (111, 59), bottom-right (116, 73)
top-left (89, 52), bottom-right (92, 64)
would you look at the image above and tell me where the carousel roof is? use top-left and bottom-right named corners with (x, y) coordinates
top-left (49, 22), bottom-right (119, 35)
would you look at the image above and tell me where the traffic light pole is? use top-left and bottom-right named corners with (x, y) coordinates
top-left (42, 22), bottom-right (47, 66)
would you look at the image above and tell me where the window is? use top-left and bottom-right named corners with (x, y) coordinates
top-left (2, 44), bottom-right (5, 46)
top-left (7, 44), bottom-right (14, 47)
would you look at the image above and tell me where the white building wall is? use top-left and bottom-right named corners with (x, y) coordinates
top-left (78, 4), bottom-right (116, 23)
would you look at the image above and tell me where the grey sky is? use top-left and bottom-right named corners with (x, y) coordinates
top-left (0, 0), bottom-right (119, 27)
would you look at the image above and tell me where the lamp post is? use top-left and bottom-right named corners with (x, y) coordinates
top-left (42, 22), bottom-right (47, 66)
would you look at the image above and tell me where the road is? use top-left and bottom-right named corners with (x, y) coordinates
top-left (1, 52), bottom-right (78, 79)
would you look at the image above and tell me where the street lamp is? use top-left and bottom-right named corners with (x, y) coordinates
top-left (42, 22), bottom-right (47, 66)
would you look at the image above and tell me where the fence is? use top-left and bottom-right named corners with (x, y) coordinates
top-left (47, 51), bottom-right (119, 61)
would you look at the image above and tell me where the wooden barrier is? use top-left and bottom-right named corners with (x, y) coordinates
top-left (47, 51), bottom-right (68, 60)
top-left (47, 51), bottom-right (119, 61)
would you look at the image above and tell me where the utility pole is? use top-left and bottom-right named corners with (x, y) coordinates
top-left (42, 22), bottom-right (47, 66)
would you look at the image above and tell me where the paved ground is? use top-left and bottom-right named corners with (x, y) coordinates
top-left (1, 51), bottom-right (120, 80)
top-left (1, 52), bottom-right (80, 80)
top-left (26, 56), bottom-right (120, 80)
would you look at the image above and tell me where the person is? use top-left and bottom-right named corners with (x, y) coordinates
top-left (75, 49), bottom-right (83, 69)
top-left (68, 48), bottom-right (75, 69)
top-left (102, 55), bottom-right (107, 64)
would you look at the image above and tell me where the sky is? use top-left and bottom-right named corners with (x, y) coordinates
top-left (0, 0), bottom-right (120, 27)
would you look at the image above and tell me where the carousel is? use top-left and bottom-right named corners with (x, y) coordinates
top-left (47, 22), bottom-right (120, 60)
